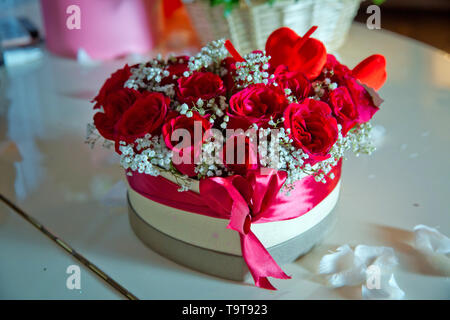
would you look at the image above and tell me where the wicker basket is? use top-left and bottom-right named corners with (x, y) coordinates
top-left (184, 0), bottom-right (362, 54)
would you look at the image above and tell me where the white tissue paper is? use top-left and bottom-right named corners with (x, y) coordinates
top-left (319, 244), bottom-right (404, 299)
top-left (414, 225), bottom-right (450, 255)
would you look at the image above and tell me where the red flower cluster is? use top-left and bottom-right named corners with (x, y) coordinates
top-left (92, 26), bottom-right (385, 177)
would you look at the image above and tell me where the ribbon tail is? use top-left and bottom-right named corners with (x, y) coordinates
top-left (240, 231), bottom-right (291, 290)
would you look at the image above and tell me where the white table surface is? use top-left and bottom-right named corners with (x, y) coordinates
top-left (0, 201), bottom-right (122, 299)
top-left (0, 23), bottom-right (449, 300)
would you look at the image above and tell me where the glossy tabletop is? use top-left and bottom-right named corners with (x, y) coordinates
top-left (1, 23), bottom-right (449, 299)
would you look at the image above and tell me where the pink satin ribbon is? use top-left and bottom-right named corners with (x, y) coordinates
top-left (127, 161), bottom-right (342, 290)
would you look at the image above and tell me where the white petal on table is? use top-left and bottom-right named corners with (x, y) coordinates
top-left (318, 244), bottom-right (366, 288)
top-left (318, 244), bottom-right (404, 300)
top-left (414, 225), bottom-right (450, 255)
top-left (362, 274), bottom-right (405, 300)
top-left (354, 245), bottom-right (398, 269)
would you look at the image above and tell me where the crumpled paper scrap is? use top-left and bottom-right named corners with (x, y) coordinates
top-left (319, 244), bottom-right (405, 300)
top-left (414, 225), bottom-right (450, 255)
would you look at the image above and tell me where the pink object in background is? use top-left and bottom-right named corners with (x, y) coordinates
top-left (40, 0), bottom-right (160, 60)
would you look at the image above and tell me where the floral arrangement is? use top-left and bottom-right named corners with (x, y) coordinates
top-left (87, 26), bottom-right (386, 193)
top-left (87, 26), bottom-right (386, 290)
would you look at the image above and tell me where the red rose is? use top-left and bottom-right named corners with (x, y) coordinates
top-left (92, 65), bottom-right (132, 109)
top-left (93, 88), bottom-right (140, 140)
top-left (283, 99), bottom-right (338, 164)
top-left (162, 112), bottom-right (212, 177)
top-left (227, 84), bottom-right (288, 129)
top-left (324, 54), bottom-right (351, 80)
top-left (115, 92), bottom-right (169, 144)
top-left (342, 77), bottom-right (379, 123)
top-left (324, 55), bottom-right (379, 122)
top-left (328, 86), bottom-right (358, 135)
top-left (177, 71), bottom-right (225, 105)
top-left (272, 65), bottom-right (312, 100)
top-left (161, 55), bottom-right (190, 85)
top-left (221, 134), bottom-right (259, 176)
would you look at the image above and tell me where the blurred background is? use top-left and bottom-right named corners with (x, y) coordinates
top-left (0, 0), bottom-right (448, 66)
top-left (356, 0), bottom-right (450, 52)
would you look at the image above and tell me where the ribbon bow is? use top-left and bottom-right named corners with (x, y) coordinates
top-left (199, 169), bottom-right (291, 290)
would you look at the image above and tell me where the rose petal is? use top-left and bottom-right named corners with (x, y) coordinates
top-left (414, 224), bottom-right (450, 255)
top-left (319, 244), bottom-right (401, 291)
top-left (362, 273), bottom-right (405, 300)
top-left (354, 245), bottom-right (398, 269)
top-left (362, 83), bottom-right (384, 107)
top-left (318, 245), bottom-right (366, 287)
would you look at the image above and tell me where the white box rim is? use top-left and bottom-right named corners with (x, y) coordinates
top-left (127, 176), bottom-right (341, 256)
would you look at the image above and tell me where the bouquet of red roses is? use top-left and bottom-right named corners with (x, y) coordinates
top-left (89, 26), bottom-right (385, 190)
top-left (88, 26), bottom-right (386, 289)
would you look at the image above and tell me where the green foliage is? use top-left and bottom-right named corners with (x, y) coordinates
top-left (210, 0), bottom-right (239, 16)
